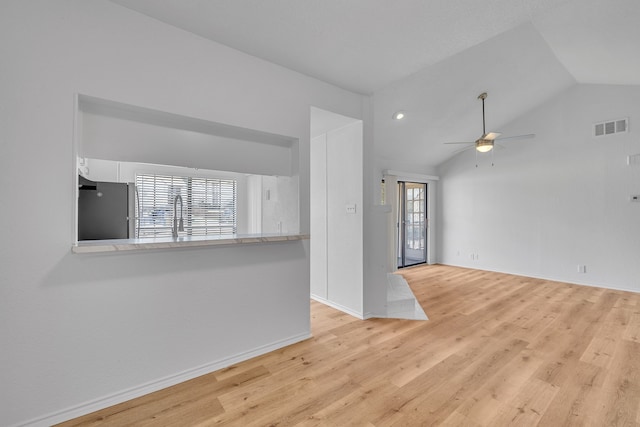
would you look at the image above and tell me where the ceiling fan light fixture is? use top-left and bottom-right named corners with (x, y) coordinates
top-left (392, 111), bottom-right (405, 120)
top-left (444, 91), bottom-right (534, 158)
top-left (476, 140), bottom-right (494, 153)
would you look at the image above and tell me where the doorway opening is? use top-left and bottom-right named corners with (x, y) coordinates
top-left (310, 106), bottom-right (364, 318)
top-left (397, 181), bottom-right (427, 268)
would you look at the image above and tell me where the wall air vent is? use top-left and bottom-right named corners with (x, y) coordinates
top-left (594, 118), bottom-right (628, 137)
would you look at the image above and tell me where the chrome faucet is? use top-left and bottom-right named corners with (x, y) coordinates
top-left (172, 194), bottom-right (184, 238)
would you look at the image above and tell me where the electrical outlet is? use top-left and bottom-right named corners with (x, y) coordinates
top-left (345, 204), bottom-right (357, 214)
top-left (628, 153), bottom-right (640, 166)
top-left (577, 265), bottom-right (587, 273)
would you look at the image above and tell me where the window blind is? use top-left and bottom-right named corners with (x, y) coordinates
top-left (135, 173), bottom-right (237, 238)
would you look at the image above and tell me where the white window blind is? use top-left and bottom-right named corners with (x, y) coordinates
top-left (135, 173), bottom-right (237, 238)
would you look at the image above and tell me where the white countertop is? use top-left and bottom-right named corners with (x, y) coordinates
top-left (72, 233), bottom-right (310, 254)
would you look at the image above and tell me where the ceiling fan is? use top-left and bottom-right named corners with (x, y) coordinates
top-left (445, 92), bottom-right (534, 154)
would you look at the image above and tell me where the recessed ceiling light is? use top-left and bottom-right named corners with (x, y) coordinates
top-left (392, 111), bottom-right (405, 120)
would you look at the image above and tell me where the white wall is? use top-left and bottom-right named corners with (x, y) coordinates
top-left (246, 175), bottom-right (263, 234)
top-left (310, 119), bottom-right (364, 317)
top-left (310, 133), bottom-right (329, 300)
top-left (437, 84), bottom-right (640, 292)
top-left (0, 1), bottom-right (363, 425)
top-left (81, 109), bottom-right (295, 177)
top-left (362, 97), bottom-right (389, 318)
top-left (261, 175), bottom-right (300, 234)
top-left (327, 122), bottom-right (364, 314)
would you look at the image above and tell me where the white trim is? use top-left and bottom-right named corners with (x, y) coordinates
top-left (385, 172), bottom-right (438, 268)
top-left (72, 93), bottom-right (80, 245)
top-left (311, 294), bottom-right (365, 319)
top-left (14, 332), bottom-right (311, 427)
top-left (438, 263), bottom-right (640, 295)
top-left (383, 169), bottom-right (439, 182)
top-left (384, 175), bottom-right (399, 272)
top-left (363, 310), bottom-right (386, 319)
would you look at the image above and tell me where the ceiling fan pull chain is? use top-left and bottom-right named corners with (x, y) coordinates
top-left (491, 146), bottom-right (494, 167)
top-left (475, 148), bottom-right (478, 168)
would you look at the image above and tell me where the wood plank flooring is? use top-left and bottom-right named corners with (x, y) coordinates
top-left (57, 265), bottom-right (640, 426)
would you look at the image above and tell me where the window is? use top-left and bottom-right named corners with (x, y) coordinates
top-left (136, 173), bottom-right (237, 238)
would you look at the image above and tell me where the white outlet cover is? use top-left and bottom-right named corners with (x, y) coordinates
top-left (627, 154), bottom-right (640, 166)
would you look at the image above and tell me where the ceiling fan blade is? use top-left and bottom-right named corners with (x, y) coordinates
top-left (483, 132), bottom-right (501, 140)
top-left (495, 133), bottom-right (535, 142)
top-left (443, 141), bottom-right (474, 145)
top-left (452, 145), bottom-right (476, 155)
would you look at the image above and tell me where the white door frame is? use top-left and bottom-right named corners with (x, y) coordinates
top-left (383, 170), bottom-right (439, 271)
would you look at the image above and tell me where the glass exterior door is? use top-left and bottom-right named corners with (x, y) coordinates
top-left (398, 181), bottom-right (427, 268)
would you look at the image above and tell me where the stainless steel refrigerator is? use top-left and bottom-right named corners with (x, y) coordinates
top-left (78, 175), bottom-right (136, 240)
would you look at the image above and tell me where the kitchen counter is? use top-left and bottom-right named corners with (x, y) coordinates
top-left (72, 233), bottom-right (310, 254)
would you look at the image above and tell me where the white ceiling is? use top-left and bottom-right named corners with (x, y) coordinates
top-left (109, 0), bottom-right (640, 168)
top-left (374, 23), bottom-right (577, 168)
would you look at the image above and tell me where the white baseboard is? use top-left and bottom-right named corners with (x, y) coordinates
top-left (363, 311), bottom-right (385, 319)
top-left (310, 294), bottom-right (365, 319)
top-left (438, 262), bottom-right (640, 294)
top-left (15, 332), bottom-right (311, 427)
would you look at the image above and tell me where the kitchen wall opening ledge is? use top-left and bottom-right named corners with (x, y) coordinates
top-left (74, 95), bottom-right (303, 255)
top-left (72, 233), bottom-right (310, 254)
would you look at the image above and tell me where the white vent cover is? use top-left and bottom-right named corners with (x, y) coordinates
top-left (594, 118), bottom-right (628, 137)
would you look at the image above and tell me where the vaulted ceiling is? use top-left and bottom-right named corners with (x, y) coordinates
top-left (109, 0), bottom-right (640, 168)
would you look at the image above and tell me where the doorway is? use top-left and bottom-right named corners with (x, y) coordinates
top-left (310, 106), bottom-right (365, 318)
top-left (397, 181), bottom-right (427, 268)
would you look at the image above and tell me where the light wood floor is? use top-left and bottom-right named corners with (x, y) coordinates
top-left (58, 265), bottom-right (640, 426)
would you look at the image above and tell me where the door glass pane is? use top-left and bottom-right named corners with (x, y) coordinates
top-left (398, 181), bottom-right (427, 268)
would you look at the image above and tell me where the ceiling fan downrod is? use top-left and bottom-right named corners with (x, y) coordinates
top-left (478, 92), bottom-right (487, 136)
